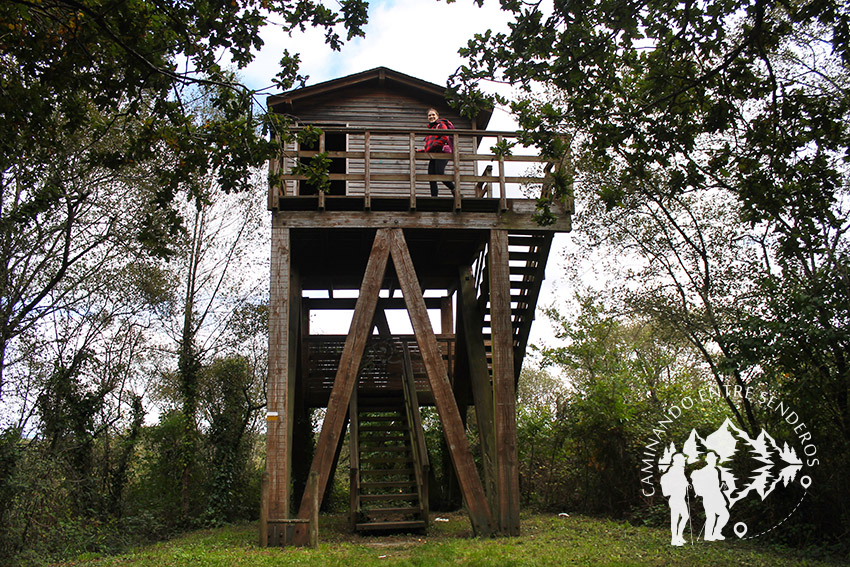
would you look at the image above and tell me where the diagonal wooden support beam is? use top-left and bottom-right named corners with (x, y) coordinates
top-left (489, 229), bottom-right (520, 536)
top-left (292, 229), bottom-right (391, 545)
top-left (388, 228), bottom-right (493, 537)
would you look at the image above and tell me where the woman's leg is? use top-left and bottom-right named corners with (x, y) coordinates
top-left (428, 159), bottom-right (442, 196)
top-left (429, 159), bottom-right (455, 196)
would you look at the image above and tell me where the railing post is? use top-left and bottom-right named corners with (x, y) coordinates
top-left (409, 133), bottom-right (417, 209)
top-left (317, 131), bottom-right (326, 210)
top-left (268, 139), bottom-right (281, 209)
top-left (363, 131), bottom-right (371, 209)
top-left (452, 132), bottom-right (461, 210)
top-left (497, 134), bottom-right (507, 211)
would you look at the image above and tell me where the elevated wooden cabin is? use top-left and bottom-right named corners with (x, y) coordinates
top-left (262, 67), bottom-right (572, 546)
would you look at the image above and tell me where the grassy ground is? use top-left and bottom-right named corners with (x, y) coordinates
top-left (54, 512), bottom-right (845, 567)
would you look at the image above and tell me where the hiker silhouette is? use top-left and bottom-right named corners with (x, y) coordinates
top-left (660, 452), bottom-right (689, 546)
top-left (690, 451), bottom-right (730, 541)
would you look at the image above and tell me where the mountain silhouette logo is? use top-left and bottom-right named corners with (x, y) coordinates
top-left (657, 418), bottom-right (811, 546)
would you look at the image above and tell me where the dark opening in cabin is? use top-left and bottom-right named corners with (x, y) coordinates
top-left (298, 130), bottom-right (347, 195)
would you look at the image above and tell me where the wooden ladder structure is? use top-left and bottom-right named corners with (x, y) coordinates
top-left (349, 344), bottom-right (429, 532)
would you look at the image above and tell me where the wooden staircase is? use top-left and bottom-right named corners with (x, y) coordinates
top-left (477, 233), bottom-right (554, 380)
top-left (350, 345), bottom-right (429, 533)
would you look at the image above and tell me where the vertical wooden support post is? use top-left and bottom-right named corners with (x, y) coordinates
top-left (409, 133), bottom-right (417, 209)
top-left (308, 471), bottom-right (319, 548)
top-left (388, 229), bottom-right (493, 536)
top-left (440, 296), bottom-right (453, 334)
top-left (372, 304), bottom-right (392, 338)
top-left (363, 131), bottom-right (371, 210)
top-left (292, 229), bottom-right (391, 545)
top-left (458, 266), bottom-right (498, 517)
top-left (260, 472), bottom-right (269, 546)
top-left (489, 229), bottom-right (520, 535)
top-left (441, 296), bottom-right (455, 383)
top-left (265, 220), bottom-right (298, 543)
top-left (292, 297), bottom-right (313, 509)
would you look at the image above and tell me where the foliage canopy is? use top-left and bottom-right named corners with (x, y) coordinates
top-left (1, 0), bottom-right (369, 250)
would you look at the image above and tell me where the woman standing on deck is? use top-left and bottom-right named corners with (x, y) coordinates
top-left (418, 108), bottom-right (456, 197)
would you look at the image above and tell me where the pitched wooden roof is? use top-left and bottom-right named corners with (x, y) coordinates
top-left (267, 67), bottom-right (493, 129)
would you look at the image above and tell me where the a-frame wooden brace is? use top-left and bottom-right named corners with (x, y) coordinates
top-left (291, 228), bottom-right (494, 544)
top-left (388, 228), bottom-right (493, 536)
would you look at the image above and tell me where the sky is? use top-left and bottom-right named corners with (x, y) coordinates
top-left (240, 0), bottom-right (521, 129)
top-left (240, 0), bottom-right (574, 349)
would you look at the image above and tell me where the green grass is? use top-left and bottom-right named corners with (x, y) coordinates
top-left (53, 512), bottom-right (846, 567)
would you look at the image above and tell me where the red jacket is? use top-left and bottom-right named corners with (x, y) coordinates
top-left (421, 119), bottom-right (453, 152)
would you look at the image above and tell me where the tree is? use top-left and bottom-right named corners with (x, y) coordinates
top-left (525, 295), bottom-right (721, 515)
top-left (566, 180), bottom-right (765, 433)
top-left (1, 0), bottom-right (370, 213)
top-left (454, 0), bottom-right (850, 435)
top-left (200, 356), bottom-right (265, 524)
top-left (142, 157), bottom-right (267, 521)
top-left (452, 0), bottom-right (849, 281)
top-left (453, 0), bottom-right (850, 420)
top-left (454, 0), bottom-right (849, 212)
top-left (452, 0), bottom-right (850, 538)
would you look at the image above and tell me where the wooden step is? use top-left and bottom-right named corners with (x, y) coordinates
top-left (360, 506), bottom-right (420, 514)
top-left (482, 308), bottom-right (529, 319)
top-left (509, 266), bottom-right (539, 276)
top-left (360, 435), bottom-right (410, 445)
top-left (359, 425), bottom-right (407, 432)
top-left (360, 481), bottom-right (417, 489)
top-left (508, 235), bottom-right (540, 245)
top-left (355, 520), bottom-right (426, 531)
top-left (358, 415), bottom-right (403, 421)
top-left (360, 446), bottom-right (410, 453)
top-left (360, 457), bottom-right (413, 465)
top-left (359, 468), bottom-right (415, 476)
top-left (359, 493), bottom-right (418, 502)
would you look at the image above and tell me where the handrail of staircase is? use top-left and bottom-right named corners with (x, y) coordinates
top-left (401, 342), bottom-right (430, 529)
top-left (348, 387), bottom-right (360, 530)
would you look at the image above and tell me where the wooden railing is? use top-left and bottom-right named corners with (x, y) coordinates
top-left (269, 127), bottom-right (551, 212)
top-left (401, 342), bottom-right (430, 530)
top-left (348, 388), bottom-right (361, 531)
top-left (304, 334), bottom-right (455, 407)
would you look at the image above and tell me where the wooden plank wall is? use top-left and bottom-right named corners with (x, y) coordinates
top-left (286, 87), bottom-right (476, 197)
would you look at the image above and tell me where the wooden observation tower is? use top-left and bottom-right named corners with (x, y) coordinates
top-left (261, 67), bottom-right (572, 546)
